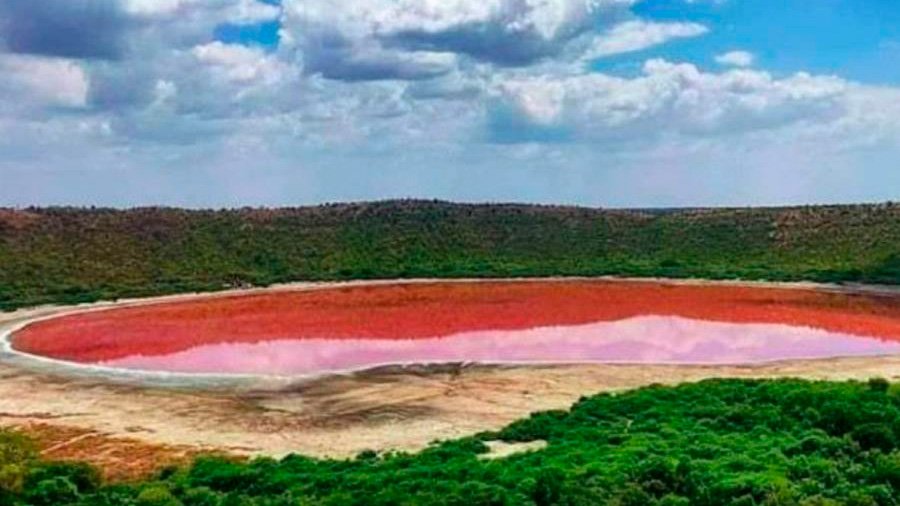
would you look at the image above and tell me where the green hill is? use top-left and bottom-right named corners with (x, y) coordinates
top-left (1, 201), bottom-right (899, 310)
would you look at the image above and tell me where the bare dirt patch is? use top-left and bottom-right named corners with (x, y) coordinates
top-left (480, 440), bottom-right (548, 460)
top-left (15, 423), bottom-right (221, 482)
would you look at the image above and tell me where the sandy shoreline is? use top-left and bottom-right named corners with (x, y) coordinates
top-left (2, 276), bottom-right (900, 479)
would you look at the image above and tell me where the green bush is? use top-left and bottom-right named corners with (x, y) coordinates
top-left (25, 462), bottom-right (100, 495)
top-left (181, 487), bottom-right (220, 506)
top-left (137, 485), bottom-right (183, 506)
top-left (22, 477), bottom-right (80, 506)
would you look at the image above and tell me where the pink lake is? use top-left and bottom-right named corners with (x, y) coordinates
top-left (100, 315), bottom-right (900, 376)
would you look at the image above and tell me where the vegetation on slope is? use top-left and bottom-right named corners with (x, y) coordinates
top-left (1, 201), bottom-right (899, 310)
top-left (7, 379), bottom-right (900, 505)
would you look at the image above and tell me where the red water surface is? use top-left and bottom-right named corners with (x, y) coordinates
top-left (11, 281), bottom-right (900, 366)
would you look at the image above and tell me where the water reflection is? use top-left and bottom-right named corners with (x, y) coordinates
top-left (101, 316), bottom-right (900, 375)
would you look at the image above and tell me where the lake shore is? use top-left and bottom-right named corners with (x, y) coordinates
top-left (1, 276), bottom-right (899, 480)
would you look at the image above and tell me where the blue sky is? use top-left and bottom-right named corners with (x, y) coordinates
top-left (1, 0), bottom-right (899, 208)
top-left (632, 0), bottom-right (900, 83)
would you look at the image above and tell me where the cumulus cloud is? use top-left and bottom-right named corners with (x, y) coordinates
top-left (495, 59), bottom-right (850, 140)
top-left (281, 0), bottom-right (637, 80)
top-left (581, 20), bottom-right (708, 59)
top-left (89, 43), bottom-right (300, 124)
top-left (0, 0), bottom-right (284, 122)
top-left (4, 0), bottom-right (900, 209)
top-left (286, 0), bottom-right (628, 42)
top-left (715, 50), bottom-right (755, 67)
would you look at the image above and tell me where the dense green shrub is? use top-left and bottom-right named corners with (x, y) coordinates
top-left (24, 462), bottom-right (100, 495)
top-left (22, 477), bottom-right (80, 506)
top-left (136, 485), bottom-right (182, 506)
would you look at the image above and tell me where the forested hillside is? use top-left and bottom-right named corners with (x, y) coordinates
top-left (6, 379), bottom-right (900, 505)
top-left (1, 201), bottom-right (899, 310)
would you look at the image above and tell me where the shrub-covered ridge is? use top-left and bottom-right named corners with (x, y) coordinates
top-left (1, 201), bottom-right (899, 310)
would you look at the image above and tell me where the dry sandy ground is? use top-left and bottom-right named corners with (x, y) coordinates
top-left (2, 278), bottom-right (900, 479)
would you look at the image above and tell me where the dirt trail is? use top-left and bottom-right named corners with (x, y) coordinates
top-left (2, 278), bottom-right (900, 479)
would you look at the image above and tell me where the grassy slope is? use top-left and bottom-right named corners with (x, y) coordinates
top-left (1, 201), bottom-right (899, 310)
top-left (7, 379), bottom-right (900, 505)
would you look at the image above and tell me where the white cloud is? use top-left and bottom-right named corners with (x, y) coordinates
top-left (193, 41), bottom-right (289, 85)
top-left (281, 0), bottom-right (637, 79)
top-left (5, 0), bottom-right (900, 209)
top-left (715, 50), bottom-right (755, 67)
top-left (122, 0), bottom-right (182, 16)
top-left (284, 0), bottom-right (630, 41)
top-left (0, 54), bottom-right (89, 108)
top-left (582, 20), bottom-right (708, 59)
top-left (495, 59), bottom-right (854, 139)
